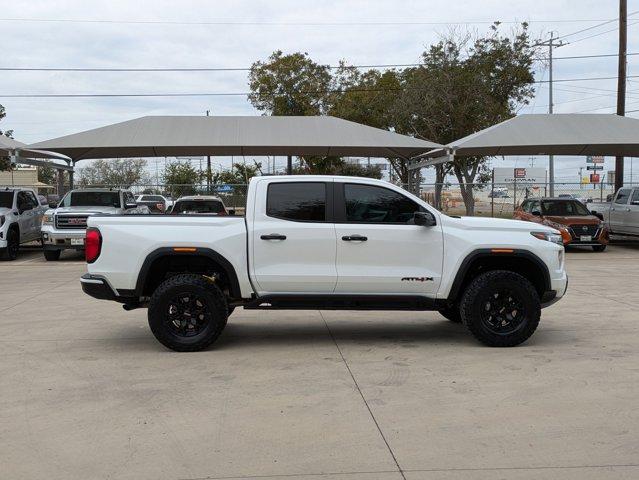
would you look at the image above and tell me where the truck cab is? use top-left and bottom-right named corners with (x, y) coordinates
top-left (0, 187), bottom-right (47, 260)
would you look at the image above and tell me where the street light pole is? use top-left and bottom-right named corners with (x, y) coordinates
top-left (615, 0), bottom-right (628, 193)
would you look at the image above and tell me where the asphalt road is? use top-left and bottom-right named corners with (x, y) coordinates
top-left (2, 245), bottom-right (639, 480)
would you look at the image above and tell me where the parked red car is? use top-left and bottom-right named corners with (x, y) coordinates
top-left (514, 198), bottom-right (609, 252)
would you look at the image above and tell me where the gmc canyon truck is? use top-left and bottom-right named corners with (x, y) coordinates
top-left (0, 187), bottom-right (47, 260)
top-left (81, 176), bottom-right (568, 351)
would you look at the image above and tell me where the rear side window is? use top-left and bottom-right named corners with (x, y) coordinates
top-left (631, 189), bottom-right (639, 204)
top-left (615, 189), bottom-right (631, 204)
top-left (267, 182), bottom-right (326, 222)
top-left (344, 184), bottom-right (421, 224)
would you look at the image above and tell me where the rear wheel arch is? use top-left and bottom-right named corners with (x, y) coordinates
top-left (136, 247), bottom-right (242, 299)
top-left (447, 249), bottom-right (551, 302)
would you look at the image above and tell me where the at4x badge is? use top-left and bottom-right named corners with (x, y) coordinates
top-left (401, 277), bottom-right (434, 282)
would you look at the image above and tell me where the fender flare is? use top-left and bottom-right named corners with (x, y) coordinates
top-left (134, 247), bottom-right (242, 298)
top-left (447, 248), bottom-right (551, 302)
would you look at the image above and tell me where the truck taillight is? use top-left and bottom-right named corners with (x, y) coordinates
top-left (85, 228), bottom-right (102, 263)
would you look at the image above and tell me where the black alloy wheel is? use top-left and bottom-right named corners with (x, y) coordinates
top-left (166, 293), bottom-right (212, 337)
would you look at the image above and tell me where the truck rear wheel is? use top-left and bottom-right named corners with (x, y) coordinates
top-left (459, 270), bottom-right (541, 347)
top-left (43, 249), bottom-right (61, 261)
top-left (148, 274), bottom-right (228, 352)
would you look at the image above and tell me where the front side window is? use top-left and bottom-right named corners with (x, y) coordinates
top-left (63, 191), bottom-right (121, 207)
top-left (266, 182), bottom-right (326, 222)
top-left (615, 189), bottom-right (631, 205)
top-left (0, 191), bottom-right (14, 208)
top-left (344, 184), bottom-right (421, 224)
top-left (530, 201), bottom-right (541, 215)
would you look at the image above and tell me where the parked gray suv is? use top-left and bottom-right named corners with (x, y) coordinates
top-left (41, 188), bottom-right (148, 261)
top-left (0, 187), bottom-right (47, 260)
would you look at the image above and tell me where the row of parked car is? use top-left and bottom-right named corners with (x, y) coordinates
top-left (0, 187), bottom-right (229, 261)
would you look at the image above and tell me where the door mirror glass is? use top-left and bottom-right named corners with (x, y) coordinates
top-left (414, 211), bottom-right (436, 227)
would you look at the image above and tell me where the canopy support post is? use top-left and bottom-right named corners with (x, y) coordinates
top-left (287, 155), bottom-right (292, 175)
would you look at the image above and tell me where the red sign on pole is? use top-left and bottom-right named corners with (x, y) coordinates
top-left (590, 173), bottom-right (601, 183)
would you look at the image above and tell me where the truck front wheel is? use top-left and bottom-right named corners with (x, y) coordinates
top-left (459, 270), bottom-right (541, 347)
top-left (148, 274), bottom-right (229, 352)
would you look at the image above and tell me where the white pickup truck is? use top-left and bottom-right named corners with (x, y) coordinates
top-left (588, 186), bottom-right (639, 237)
top-left (81, 176), bottom-right (568, 351)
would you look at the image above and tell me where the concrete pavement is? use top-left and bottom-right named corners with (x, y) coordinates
top-left (1, 246), bottom-right (639, 479)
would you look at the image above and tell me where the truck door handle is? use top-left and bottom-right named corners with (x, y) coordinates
top-left (342, 235), bottom-right (368, 241)
top-left (260, 233), bottom-right (287, 240)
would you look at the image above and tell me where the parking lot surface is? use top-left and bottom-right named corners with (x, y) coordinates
top-left (2, 245), bottom-right (639, 480)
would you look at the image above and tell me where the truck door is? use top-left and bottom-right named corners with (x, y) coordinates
top-left (16, 191), bottom-right (37, 242)
top-left (610, 188), bottom-right (631, 234)
top-left (250, 180), bottom-right (337, 294)
top-left (333, 182), bottom-right (443, 295)
top-left (625, 188), bottom-right (639, 235)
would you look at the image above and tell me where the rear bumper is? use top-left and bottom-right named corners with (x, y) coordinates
top-left (80, 274), bottom-right (136, 303)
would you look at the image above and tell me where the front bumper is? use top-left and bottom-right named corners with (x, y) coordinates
top-left (41, 226), bottom-right (86, 250)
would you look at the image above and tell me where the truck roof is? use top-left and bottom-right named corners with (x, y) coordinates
top-left (175, 195), bottom-right (223, 201)
top-left (67, 188), bottom-right (127, 193)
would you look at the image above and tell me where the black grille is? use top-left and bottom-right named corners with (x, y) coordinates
top-left (55, 215), bottom-right (89, 230)
top-left (569, 224), bottom-right (599, 238)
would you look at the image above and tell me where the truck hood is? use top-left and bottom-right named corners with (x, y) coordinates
top-left (54, 206), bottom-right (120, 215)
top-left (446, 215), bottom-right (558, 233)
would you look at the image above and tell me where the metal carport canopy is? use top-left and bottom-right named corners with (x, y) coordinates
top-left (26, 115), bottom-right (442, 161)
top-left (419, 114), bottom-right (639, 166)
top-left (1, 134), bottom-right (74, 171)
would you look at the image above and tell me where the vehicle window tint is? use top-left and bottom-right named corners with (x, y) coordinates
top-left (173, 200), bottom-right (225, 214)
top-left (26, 191), bottom-right (38, 207)
top-left (344, 184), bottom-right (421, 224)
top-left (142, 195), bottom-right (163, 201)
top-left (520, 201), bottom-right (530, 213)
top-left (267, 183), bottom-right (326, 222)
top-left (615, 188), bottom-right (631, 204)
top-left (0, 191), bottom-right (14, 208)
top-left (541, 200), bottom-right (590, 216)
top-left (67, 191), bottom-right (121, 207)
top-left (631, 189), bottom-right (639, 204)
top-left (17, 191), bottom-right (35, 210)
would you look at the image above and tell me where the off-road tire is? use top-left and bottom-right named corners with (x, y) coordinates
top-left (148, 274), bottom-right (228, 352)
top-left (43, 249), bottom-right (62, 261)
top-left (438, 306), bottom-right (462, 323)
top-left (1, 228), bottom-right (19, 260)
top-left (460, 270), bottom-right (541, 347)
top-left (592, 245), bottom-right (607, 252)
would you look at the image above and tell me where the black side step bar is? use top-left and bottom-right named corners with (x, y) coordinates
top-left (243, 294), bottom-right (442, 311)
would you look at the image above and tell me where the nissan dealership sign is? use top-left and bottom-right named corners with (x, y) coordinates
top-left (493, 167), bottom-right (547, 184)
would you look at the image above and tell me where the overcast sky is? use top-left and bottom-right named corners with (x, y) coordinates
top-left (1, 0), bottom-right (638, 182)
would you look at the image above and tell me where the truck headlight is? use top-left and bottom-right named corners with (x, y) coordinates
top-left (531, 231), bottom-right (564, 246)
top-left (42, 214), bottom-right (54, 226)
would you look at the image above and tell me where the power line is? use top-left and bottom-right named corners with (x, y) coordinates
top-left (567, 19), bottom-right (639, 44)
top-left (3, 75), bottom-right (639, 99)
top-left (1, 52), bottom-right (636, 73)
top-left (0, 17), bottom-right (628, 26)
top-left (555, 10), bottom-right (638, 39)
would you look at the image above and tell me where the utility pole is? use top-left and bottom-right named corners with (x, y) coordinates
top-left (206, 110), bottom-right (212, 193)
top-left (615, 0), bottom-right (627, 193)
top-left (287, 155), bottom-right (292, 175)
top-left (538, 32), bottom-right (565, 197)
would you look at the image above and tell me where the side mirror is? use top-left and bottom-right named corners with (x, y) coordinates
top-left (532, 210), bottom-right (542, 216)
top-left (594, 212), bottom-right (604, 221)
top-left (414, 211), bottom-right (436, 227)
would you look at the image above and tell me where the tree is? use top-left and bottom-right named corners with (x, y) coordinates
top-left (38, 162), bottom-right (57, 187)
top-left (77, 158), bottom-right (149, 188)
top-left (393, 24), bottom-right (537, 214)
top-left (163, 160), bottom-right (201, 197)
top-left (248, 51), bottom-right (333, 116)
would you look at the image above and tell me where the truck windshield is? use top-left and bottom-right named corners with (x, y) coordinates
top-left (0, 191), bottom-right (14, 208)
top-left (541, 200), bottom-right (590, 216)
top-left (172, 200), bottom-right (225, 214)
top-left (62, 191), bottom-right (121, 208)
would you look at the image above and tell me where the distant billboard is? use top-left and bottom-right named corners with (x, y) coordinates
top-left (493, 168), bottom-right (547, 184)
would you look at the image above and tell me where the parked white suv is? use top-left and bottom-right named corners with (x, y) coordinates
top-left (81, 176), bottom-right (568, 351)
top-left (0, 187), bottom-right (47, 260)
top-left (41, 188), bottom-right (147, 261)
